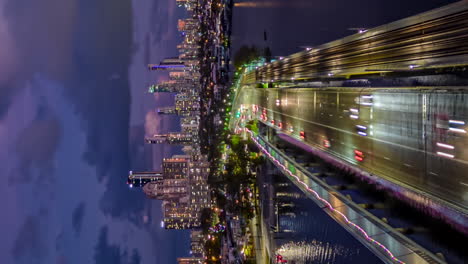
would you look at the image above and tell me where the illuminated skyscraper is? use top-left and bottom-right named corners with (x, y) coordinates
top-left (145, 132), bottom-right (193, 145)
top-left (126, 171), bottom-right (163, 188)
top-left (148, 57), bottom-right (186, 71)
top-left (132, 155), bottom-right (209, 230)
top-left (163, 155), bottom-right (190, 179)
top-left (178, 19), bottom-right (198, 32)
top-left (162, 201), bottom-right (200, 229)
top-left (143, 178), bottom-right (188, 200)
top-left (188, 160), bottom-right (210, 214)
top-left (175, 93), bottom-right (200, 113)
top-left (156, 106), bottom-right (178, 115)
top-left (176, 0), bottom-right (198, 11)
top-left (190, 230), bottom-right (205, 257)
top-left (177, 257), bottom-right (203, 264)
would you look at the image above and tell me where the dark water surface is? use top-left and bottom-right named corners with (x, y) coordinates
top-left (258, 163), bottom-right (383, 264)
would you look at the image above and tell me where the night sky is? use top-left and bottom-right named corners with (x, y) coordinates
top-left (0, 0), bottom-right (457, 263)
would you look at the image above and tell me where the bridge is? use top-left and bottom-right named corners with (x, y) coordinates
top-left (231, 1), bottom-right (468, 263)
top-left (241, 0), bottom-right (468, 85)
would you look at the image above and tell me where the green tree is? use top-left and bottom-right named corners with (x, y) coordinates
top-left (233, 45), bottom-right (260, 70)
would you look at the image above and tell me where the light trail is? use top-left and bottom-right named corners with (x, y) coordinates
top-left (436, 142), bottom-right (455, 150)
top-left (246, 129), bottom-right (406, 264)
top-left (256, 104), bottom-right (468, 166)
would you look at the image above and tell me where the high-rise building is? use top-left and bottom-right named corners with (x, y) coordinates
top-left (156, 107), bottom-right (178, 115)
top-left (145, 132), bottom-right (193, 145)
top-left (177, 257), bottom-right (203, 264)
top-left (169, 71), bottom-right (195, 84)
top-left (181, 116), bottom-right (198, 125)
top-left (162, 200), bottom-right (200, 229)
top-left (190, 230), bottom-right (205, 257)
top-left (148, 57), bottom-right (186, 71)
top-left (133, 156), bottom-right (209, 230)
top-left (148, 84), bottom-right (172, 93)
top-left (163, 155), bottom-right (190, 179)
top-left (175, 93), bottom-right (200, 113)
top-left (178, 19), bottom-right (199, 32)
top-left (188, 160), bottom-right (211, 215)
top-left (127, 171), bottom-right (163, 188)
top-left (156, 94), bottom-right (199, 116)
top-left (176, 0), bottom-right (198, 11)
top-left (143, 178), bottom-right (188, 200)
top-left (182, 122), bottom-right (199, 135)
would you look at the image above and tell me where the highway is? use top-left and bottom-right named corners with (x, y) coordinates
top-left (236, 86), bottom-right (468, 213)
top-left (241, 0), bottom-right (468, 84)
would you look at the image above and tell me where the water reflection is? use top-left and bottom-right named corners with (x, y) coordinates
top-left (260, 164), bottom-right (382, 264)
top-left (276, 241), bottom-right (355, 264)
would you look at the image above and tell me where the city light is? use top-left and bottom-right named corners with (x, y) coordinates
top-left (449, 120), bottom-right (465, 125)
top-left (137, 1), bottom-right (467, 262)
top-left (247, 130), bottom-right (405, 264)
top-left (436, 143), bottom-right (455, 149)
top-left (354, 150), bottom-right (364, 156)
top-left (437, 152), bottom-right (454, 159)
top-left (299, 131), bottom-right (305, 139)
top-left (449, 127), bottom-right (466, 133)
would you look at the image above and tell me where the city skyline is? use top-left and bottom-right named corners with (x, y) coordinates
top-left (0, 0), bottom-right (461, 263)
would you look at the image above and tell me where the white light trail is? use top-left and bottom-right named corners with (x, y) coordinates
top-left (449, 127), bottom-right (466, 133)
top-left (356, 125), bottom-right (367, 130)
top-left (358, 131), bottom-right (367, 136)
top-left (350, 115), bottom-right (359, 119)
top-left (449, 120), bottom-right (465, 125)
top-left (436, 143), bottom-right (455, 150)
top-left (437, 152), bottom-right (454, 159)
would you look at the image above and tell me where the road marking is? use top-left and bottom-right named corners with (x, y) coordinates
top-left (384, 157), bottom-right (391, 160)
top-left (460, 182), bottom-right (468, 187)
top-left (429, 172), bottom-right (438, 176)
top-left (404, 163), bottom-right (412, 168)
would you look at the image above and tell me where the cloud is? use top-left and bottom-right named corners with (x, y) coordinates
top-left (9, 116), bottom-right (62, 185)
top-left (94, 227), bottom-right (122, 264)
top-left (149, 0), bottom-right (170, 45)
top-left (1, 0), bottom-right (141, 240)
top-left (0, 0), bottom-right (19, 120)
top-left (145, 110), bottom-right (162, 136)
top-left (128, 249), bottom-right (142, 264)
top-left (11, 215), bottom-right (47, 262)
top-left (93, 228), bottom-right (142, 264)
top-left (72, 202), bottom-right (86, 236)
top-left (2, 0), bottom-right (76, 80)
top-left (0, 0), bottom-right (77, 120)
